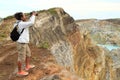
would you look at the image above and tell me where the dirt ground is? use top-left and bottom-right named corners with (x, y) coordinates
top-left (0, 41), bottom-right (60, 80)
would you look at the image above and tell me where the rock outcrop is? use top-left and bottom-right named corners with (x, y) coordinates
top-left (76, 19), bottom-right (120, 46)
top-left (29, 8), bottom-right (106, 80)
top-left (1, 7), bottom-right (120, 80)
top-left (76, 19), bottom-right (120, 80)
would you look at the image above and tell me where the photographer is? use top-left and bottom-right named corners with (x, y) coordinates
top-left (14, 11), bottom-right (37, 76)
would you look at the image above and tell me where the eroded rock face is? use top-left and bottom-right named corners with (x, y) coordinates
top-left (76, 19), bottom-right (120, 80)
top-left (29, 8), bottom-right (107, 80)
top-left (105, 48), bottom-right (120, 80)
top-left (76, 19), bottom-right (120, 46)
top-left (30, 8), bottom-right (76, 72)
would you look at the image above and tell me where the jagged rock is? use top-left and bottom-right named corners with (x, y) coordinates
top-left (76, 19), bottom-right (120, 46)
top-left (1, 7), bottom-right (120, 80)
top-left (109, 49), bottom-right (120, 69)
top-left (40, 68), bottom-right (83, 80)
top-left (30, 8), bottom-right (76, 72)
top-left (29, 8), bottom-right (106, 80)
top-left (76, 19), bottom-right (120, 80)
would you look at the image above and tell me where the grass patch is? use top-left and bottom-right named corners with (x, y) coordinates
top-left (0, 34), bottom-right (6, 38)
top-left (91, 33), bottom-right (106, 44)
top-left (4, 15), bottom-right (14, 20)
top-left (48, 8), bottom-right (57, 15)
top-left (39, 41), bottom-right (50, 49)
top-left (38, 10), bottom-right (46, 13)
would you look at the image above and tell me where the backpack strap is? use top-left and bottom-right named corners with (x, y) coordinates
top-left (20, 28), bottom-right (24, 34)
top-left (16, 21), bottom-right (24, 35)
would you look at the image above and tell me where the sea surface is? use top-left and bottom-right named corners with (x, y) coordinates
top-left (98, 44), bottom-right (120, 51)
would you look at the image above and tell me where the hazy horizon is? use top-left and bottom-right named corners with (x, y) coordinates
top-left (1, 0), bottom-right (120, 20)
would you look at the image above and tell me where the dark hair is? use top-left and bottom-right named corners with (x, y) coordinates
top-left (14, 12), bottom-right (23, 20)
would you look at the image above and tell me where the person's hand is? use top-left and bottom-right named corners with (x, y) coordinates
top-left (32, 11), bottom-right (36, 16)
top-left (30, 11), bottom-right (38, 16)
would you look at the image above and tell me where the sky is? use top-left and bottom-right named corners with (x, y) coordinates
top-left (0, 0), bottom-right (120, 20)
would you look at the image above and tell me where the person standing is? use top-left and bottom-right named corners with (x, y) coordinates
top-left (14, 11), bottom-right (37, 76)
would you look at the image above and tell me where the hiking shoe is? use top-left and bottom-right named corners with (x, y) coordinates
top-left (25, 64), bottom-right (35, 71)
top-left (17, 70), bottom-right (29, 76)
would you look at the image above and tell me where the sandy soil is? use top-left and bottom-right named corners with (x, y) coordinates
top-left (0, 41), bottom-right (60, 80)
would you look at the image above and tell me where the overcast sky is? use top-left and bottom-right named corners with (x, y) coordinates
top-left (0, 0), bottom-right (120, 19)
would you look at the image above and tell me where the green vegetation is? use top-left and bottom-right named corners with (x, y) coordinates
top-left (0, 16), bottom-right (15, 41)
top-left (91, 33), bottom-right (106, 44)
top-left (105, 18), bottom-right (120, 25)
top-left (48, 8), bottom-right (57, 15)
top-left (48, 8), bottom-right (56, 13)
top-left (0, 33), bottom-right (7, 41)
top-left (0, 34), bottom-right (6, 38)
top-left (4, 15), bottom-right (14, 20)
top-left (38, 41), bottom-right (50, 49)
top-left (38, 10), bottom-right (46, 13)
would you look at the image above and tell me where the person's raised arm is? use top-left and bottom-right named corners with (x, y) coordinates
top-left (19, 12), bottom-right (37, 29)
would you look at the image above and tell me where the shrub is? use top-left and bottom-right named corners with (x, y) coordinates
top-left (39, 41), bottom-right (50, 49)
top-left (4, 16), bottom-right (14, 20)
top-left (48, 8), bottom-right (57, 15)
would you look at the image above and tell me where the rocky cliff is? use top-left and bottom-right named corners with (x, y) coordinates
top-left (76, 19), bottom-right (120, 80)
top-left (29, 8), bottom-right (106, 80)
top-left (1, 8), bottom-right (120, 80)
top-left (76, 19), bottom-right (120, 46)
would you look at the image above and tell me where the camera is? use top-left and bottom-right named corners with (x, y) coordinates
top-left (30, 11), bottom-right (38, 16)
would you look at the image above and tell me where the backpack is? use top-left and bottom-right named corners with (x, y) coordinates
top-left (10, 22), bottom-right (24, 41)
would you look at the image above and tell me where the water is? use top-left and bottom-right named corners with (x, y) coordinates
top-left (98, 44), bottom-right (120, 51)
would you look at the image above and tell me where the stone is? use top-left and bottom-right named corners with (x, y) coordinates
top-left (30, 8), bottom-right (106, 80)
top-left (76, 19), bottom-right (120, 46)
top-left (2, 7), bottom-right (120, 80)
